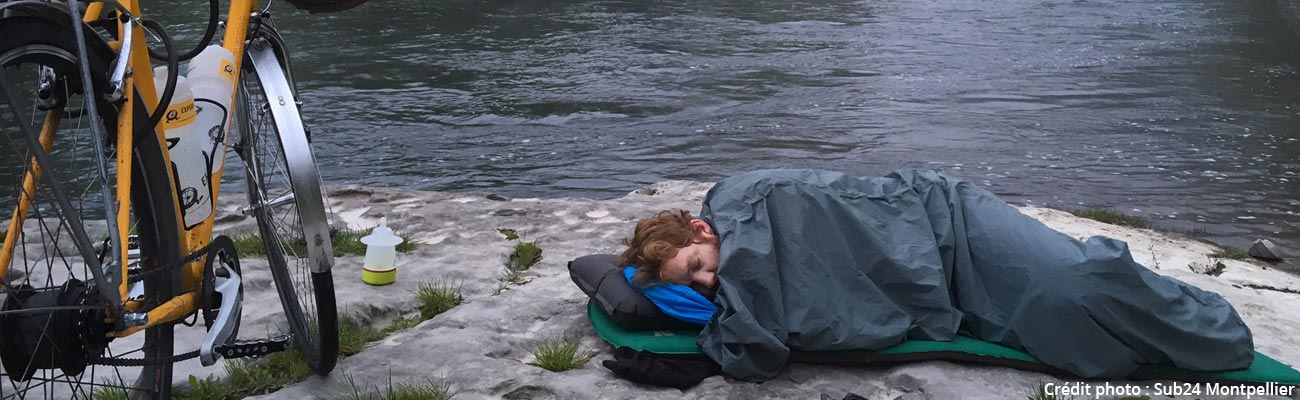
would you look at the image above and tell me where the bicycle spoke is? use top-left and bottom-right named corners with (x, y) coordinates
top-left (235, 53), bottom-right (335, 371)
top-left (0, 36), bottom-right (165, 399)
top-left (0, 71), bottom-right (103, 288)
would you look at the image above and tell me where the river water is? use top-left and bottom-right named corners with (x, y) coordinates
top-left (168, 0), bottom-right (1299, 257)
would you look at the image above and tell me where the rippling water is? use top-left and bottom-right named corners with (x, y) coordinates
top-left (158, 0), bottom-right (1300, 258)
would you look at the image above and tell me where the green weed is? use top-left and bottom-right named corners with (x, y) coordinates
top-left (1069, 208), bottom-right (1149, 229)
top-left (163, 310), bottom-right (447, 399)
top-left (1210, 246), bottom-right (1250, 260)
top-left (528, 338), bottom-right (592, 372)
top-left (175, 375), bottom-right (235, 400)
top-left (339, 317), bottom-right (385, 357)
top-left (230, 234), bottom-right (268, 257)
top-left (415, 280), bottom-right (464, 320)
top-left (231, 226), bottom-right (417, 258)
top-left (90, 379), bottom-right (128, 400)
top-left (223, 346), bottom-right (312, 397)
top-left (509, 241), bottom-right (542, 270)
top-left (336, 372), bottom-right (456, 400)
top-left (1025, 383), bottom-right (1071, 400)
top-left (387, 314), bottom-right (422, 332)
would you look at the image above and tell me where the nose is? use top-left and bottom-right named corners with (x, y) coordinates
top-left (694, 270), bottom-right (718, 289)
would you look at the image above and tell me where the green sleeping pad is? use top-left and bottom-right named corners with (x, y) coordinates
top-left (588, 301), bottom-right (1300, 385)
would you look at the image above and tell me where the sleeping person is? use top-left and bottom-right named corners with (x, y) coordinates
top-left (617, 169), bottom-right (1254, 382)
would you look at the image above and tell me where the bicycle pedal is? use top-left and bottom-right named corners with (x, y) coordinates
top-left (214, 335), bottom-right (291, 359)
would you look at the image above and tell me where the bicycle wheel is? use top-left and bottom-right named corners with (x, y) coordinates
top-left (235, 38), bottom-right (339, 375)
top-left (0, 16), bottom-right (182, 399)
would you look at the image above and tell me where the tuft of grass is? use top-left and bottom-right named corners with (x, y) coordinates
top-left (165, 312), bottom-right (443, 399)
top-left (91, 379), bottom-right (128, 400)
top-left (230, 233), bottom-right (268, 257)
top-left (528, 338), bottom-right (593, 372)
top-left (387, 314), bottom-right (423, 332)
top-left (384, 380), bottom-right (455, 400)
top-left (492, 281), bottom-right (510, 296)
top-left (175, 375), bottom-right (235, 400)
top-left (1210, 246), bottom-right (1250, 260)
top-left (498, 239), bottom-right (543, 287)
top-left (337, 373), bottom-right (371, 400)
top-left (339, 317), bottom-right (386, 357)
top-left (330, 228), bottom-right (369, 257)
top-left (415, 280), bottom-right (464, 320)
top-left (224, 347), bottom-right (313, 397)
top-left (229, 232), bottom-right (309, 258)
top-left (502, 263), bottom-right (527, 285)
top-left (1069, 208), bottom-right (1149, 229)
top-left (395, 232), bottom-right (417, 253)
top-left (497, 228), bottom-right (520, 241)
top-left (221, 320), bottom-right (395, 397)
top-left (332, 227), bottom-right (418, 256)
top-left (1026, 383), bottom-right (1071, 400)
top-left (232, 226), bottom-right (417, 258)
top-left (509, 241), bottom-right (542, 270)
top-left (337, 373), bottom-right (456, 400)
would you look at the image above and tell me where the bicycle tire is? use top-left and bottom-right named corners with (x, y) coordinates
top-left (236, 38), bottom-right (339, 375)
top-left (0, 16), bottom-right (182, 400)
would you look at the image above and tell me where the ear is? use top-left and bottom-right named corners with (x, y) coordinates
top-left (690, 219), bottom-right (715, 239)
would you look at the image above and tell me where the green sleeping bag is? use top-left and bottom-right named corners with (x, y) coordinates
top-left (588, 301), bottom-right (1300, 386)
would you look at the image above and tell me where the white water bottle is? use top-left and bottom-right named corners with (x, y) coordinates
top-left (186, 45), bottom-right (237, 177)
top-left (153, 66), bottom-right (213, 229)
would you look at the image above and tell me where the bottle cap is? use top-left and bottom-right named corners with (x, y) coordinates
top-left (360, 217), bottom-right (403, 247)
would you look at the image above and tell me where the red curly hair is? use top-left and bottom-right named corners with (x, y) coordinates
top-left (617, 210), bottom-right (709, 286)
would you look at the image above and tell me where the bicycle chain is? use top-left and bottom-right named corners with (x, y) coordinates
top-left (90, 349), bottom-right (201, 366)
top-left (89, 238), bottom-right (216, 366)
top-left (126, 240), bottom-right (215, 284)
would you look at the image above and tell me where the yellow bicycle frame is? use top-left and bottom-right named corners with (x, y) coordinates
top-left (57, 0), bottom-right (254, 337)
top-left (109, 0), bottom-right (262, 338)
top-left (0, 0), bottom-right (264, 337)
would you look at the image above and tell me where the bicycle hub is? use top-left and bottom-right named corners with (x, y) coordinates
top-left (0, 279), bottom-right (112, 382)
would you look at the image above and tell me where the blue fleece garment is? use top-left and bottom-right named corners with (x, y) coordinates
top-left (623, 266), bottom-right (717, 326)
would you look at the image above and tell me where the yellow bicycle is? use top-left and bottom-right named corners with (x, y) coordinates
top-left (0, 0), bottom-right (364, 397)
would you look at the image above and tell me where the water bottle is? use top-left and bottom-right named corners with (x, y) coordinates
top-left (153, 66), bottom-right (213, 229)
top-left (186, 45), bottom-right (237, 177)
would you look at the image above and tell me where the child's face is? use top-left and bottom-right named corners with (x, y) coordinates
top-left (658, 239), bottom-right (720, 293)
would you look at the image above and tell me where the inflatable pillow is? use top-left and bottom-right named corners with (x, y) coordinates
top-left (567, 254), bottom-right (697, 331)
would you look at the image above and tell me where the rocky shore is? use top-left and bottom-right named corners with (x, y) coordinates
top-left (194, 182), bottom-right (1300, 399)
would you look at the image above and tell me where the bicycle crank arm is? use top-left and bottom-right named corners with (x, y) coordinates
top-left (199, 262), bottom-right (243, 366)
top-left (215, 335), bottom-right (291, 359)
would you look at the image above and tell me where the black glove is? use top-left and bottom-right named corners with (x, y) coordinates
top-left (601, 346), bottom-right (720, 390)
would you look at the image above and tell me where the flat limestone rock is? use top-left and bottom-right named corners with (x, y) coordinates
top-left (234, 184), bottom-right (1300, 400)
